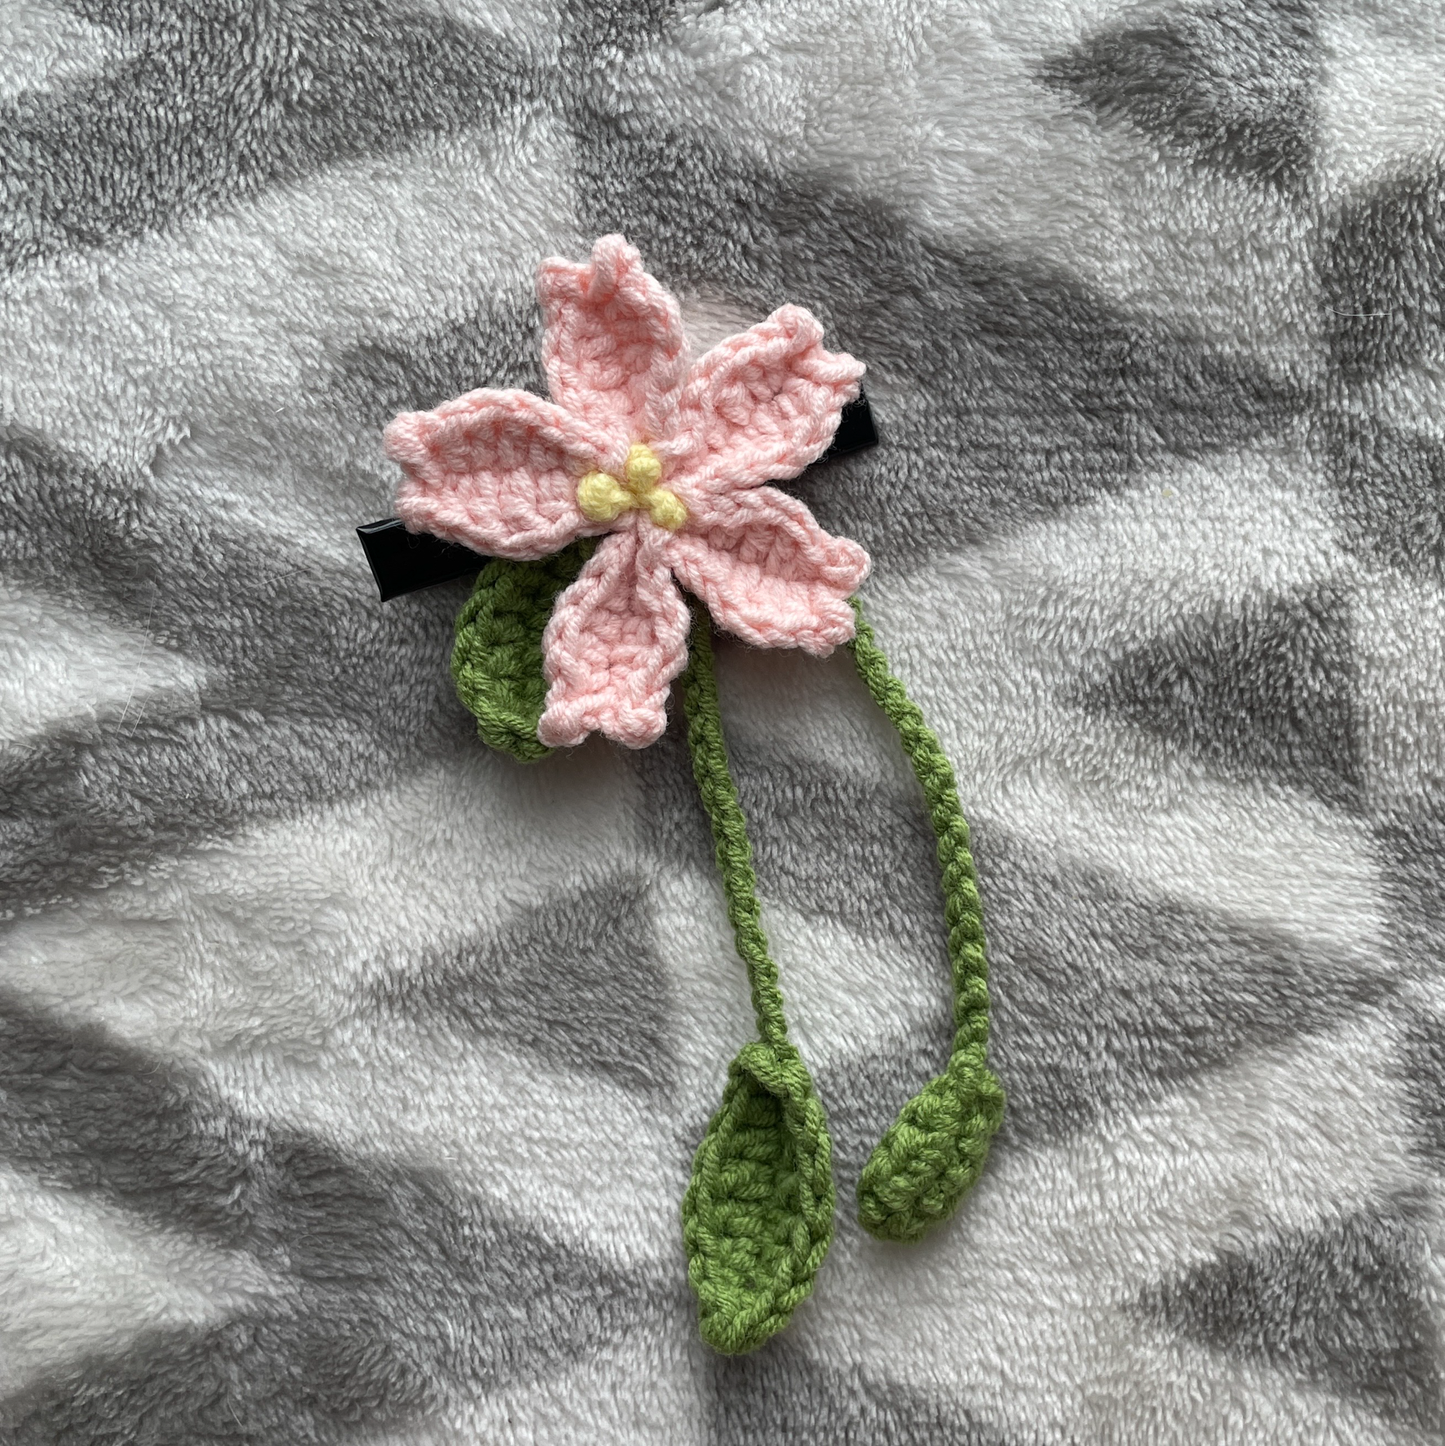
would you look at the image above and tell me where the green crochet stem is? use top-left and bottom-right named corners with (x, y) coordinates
top-left (679, 610), bottom-right (835, 1356)
top-left (679, 615), bottom-right (791, 1054)
top-left (450, 552), bottom-right (1002, 1343)
top-left (847, 598), bottom-right (1005, 1242)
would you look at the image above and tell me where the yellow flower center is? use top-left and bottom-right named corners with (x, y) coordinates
top-left (577, 444), bottom-right (687, 531)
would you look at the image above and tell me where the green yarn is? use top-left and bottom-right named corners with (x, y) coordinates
top-left (678, 611), bottom-right (835, 1356)
top-left (451, 540), bottom-right (594, 761)
top-left (681, 1042), bottom-right (835, 1356)
top-left (447, 561), bottom-right (1001, 1340)
top-left (848, 598), bottom-right (1005, 1244)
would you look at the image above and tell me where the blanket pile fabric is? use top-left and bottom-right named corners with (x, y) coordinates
top-left (3, 0), bottom-right (1444, 1440)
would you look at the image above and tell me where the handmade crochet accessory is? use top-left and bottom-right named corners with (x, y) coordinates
top-left (380, 236), bottom-right (1004, 1354)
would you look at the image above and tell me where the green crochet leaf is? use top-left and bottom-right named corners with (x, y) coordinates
top-left (451, 540), bottom-right (594, 762)
top-left (681, 1040), bottom-right (835, 1355)
top-left (856, 1050), bottom-right (1005, 1243)
top-left (847, 599), bottom-right (1005, 1244)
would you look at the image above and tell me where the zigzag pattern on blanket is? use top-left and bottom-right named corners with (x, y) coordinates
top-left (2, 0), bottom-right (1444, 1441)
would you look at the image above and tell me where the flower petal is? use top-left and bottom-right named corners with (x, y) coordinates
top-left (384, 389), bottom-right (607, 561)
top-left (538, 528), bottom-right (690, 748)
top-left (666, 486), bottom-right (870, 653)
top-left (658, 305), bottom-right (864, 495)
top-left (538, 235), bottom-right (688, 444)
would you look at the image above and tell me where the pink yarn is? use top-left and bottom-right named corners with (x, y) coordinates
top-left (383, 235), bottom-right (869, 749)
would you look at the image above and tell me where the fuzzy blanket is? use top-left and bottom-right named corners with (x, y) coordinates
top-left (3, 0), bottom-right (1444, 1440)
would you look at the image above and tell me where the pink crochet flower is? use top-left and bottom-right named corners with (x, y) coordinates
top-left (383, 235), bottom-right (870, 749)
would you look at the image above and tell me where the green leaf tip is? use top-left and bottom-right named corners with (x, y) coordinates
top-left (681, 1041), bottom-right (835, 1355)
top-left (856, 1055), bottom-right (1004, 1244)
top-left (450, 539), bottom-right (594, 762)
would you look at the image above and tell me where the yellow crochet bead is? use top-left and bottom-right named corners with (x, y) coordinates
top-left (576, 444), bottom-right (687, 531)
top-left (623, 443), bottom-right (663, 492)
top-left (577, 470), bottom-right (632, 523)
top-left (645, 488), bottom-right (688, 531)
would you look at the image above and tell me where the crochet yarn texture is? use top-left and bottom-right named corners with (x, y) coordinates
top-left (446, 567), bottom-right (1003, 1333)
top-left (387, 235), bottom-right (1004, 1355)
top-left (848, 601), bottom-right (1005, 1241)
top-left (673, 603), bottom-right (1004, 1346)
top-left (384, 234), bottom-right (869, 751)
top-left (679, 612), bottom-right (834, 1355)
top-left (451, 540), bottom-right (594, 761)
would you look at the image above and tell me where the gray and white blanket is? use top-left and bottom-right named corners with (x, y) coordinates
top-left (3, 0), bottom-right (1444, 1440)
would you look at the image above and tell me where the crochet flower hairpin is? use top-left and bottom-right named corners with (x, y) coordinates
top-left (378, 236), bottom-right (1004, 1355)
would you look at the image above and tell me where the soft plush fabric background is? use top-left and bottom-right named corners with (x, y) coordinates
top-left (3, 0), bottom-right (1444, 1440)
